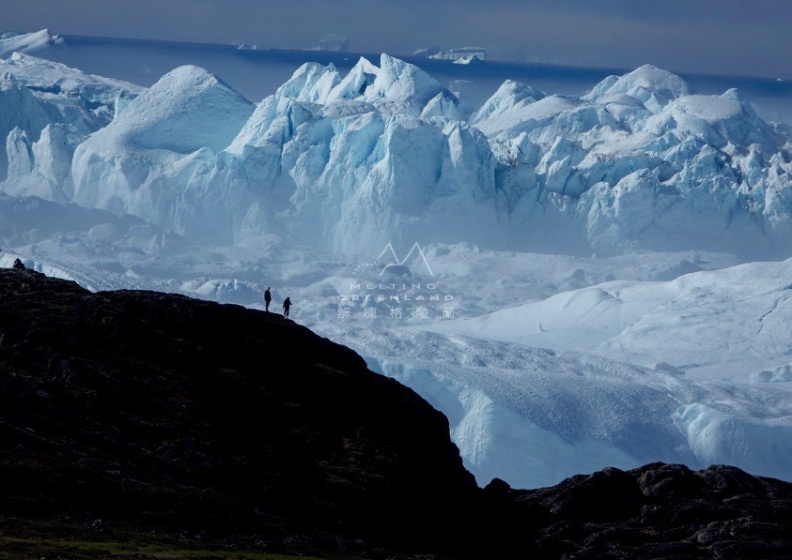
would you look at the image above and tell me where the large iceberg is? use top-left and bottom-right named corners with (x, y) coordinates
top-left (1, 52), bottom-right (791, 258)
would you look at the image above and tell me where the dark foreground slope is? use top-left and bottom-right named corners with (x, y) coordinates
top-left (1, 268), bottom-right (792, 560)
top-left (0, 268), bottom-right (482, 557)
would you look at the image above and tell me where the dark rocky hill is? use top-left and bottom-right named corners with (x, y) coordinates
top-left (1, 268), bottom-right (792, 560)
top-left (505, 462), bottom-right (792, 559)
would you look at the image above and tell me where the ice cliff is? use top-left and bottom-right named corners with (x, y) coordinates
top-left (1, 50), bottom-right (791, 257)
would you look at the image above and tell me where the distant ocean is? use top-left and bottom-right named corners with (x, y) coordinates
top-left (26, 33), bottom-right (792, 124)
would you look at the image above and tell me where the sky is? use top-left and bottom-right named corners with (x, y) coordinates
top-left (1, 0), bottom-right (791, 80)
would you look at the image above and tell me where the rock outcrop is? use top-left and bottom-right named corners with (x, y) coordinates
top-left (511, 462), bottom-right (792, 559)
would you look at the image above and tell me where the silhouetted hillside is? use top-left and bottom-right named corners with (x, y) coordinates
top-left (0, 268), bottom-right (483, 558)
top-left (2, 268), bottom-right (792, 560)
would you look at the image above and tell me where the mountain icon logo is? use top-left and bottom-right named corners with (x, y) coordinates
top-left (376, 242), bottom-right (434, 277)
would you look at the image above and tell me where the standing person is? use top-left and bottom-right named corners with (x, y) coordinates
top-left (264, 287), bottom-right (272, 312)
top-left (283, 296), bottom-right (292, 318)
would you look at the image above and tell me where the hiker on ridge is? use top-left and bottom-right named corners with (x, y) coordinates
top-left (264, 287), bottom-right (272, 312)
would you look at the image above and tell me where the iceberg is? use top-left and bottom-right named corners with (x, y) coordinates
top-left (1, 52), bottom-right (790, 259)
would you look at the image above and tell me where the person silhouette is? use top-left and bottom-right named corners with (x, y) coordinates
top-left (264, 287), bottom-right (272, 312)
top-left (283, 296), bottom-right (292, 318)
